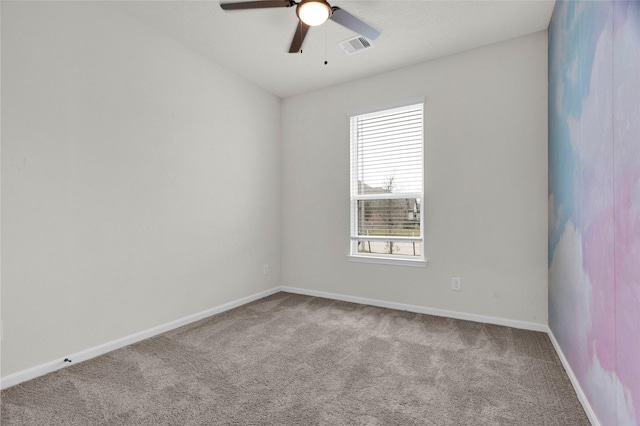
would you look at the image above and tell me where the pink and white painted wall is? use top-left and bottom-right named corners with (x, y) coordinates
top-left (548, 1), bottom-right (640, 424)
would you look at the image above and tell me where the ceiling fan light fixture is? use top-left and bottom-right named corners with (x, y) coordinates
top-left (296, 0), bottom-right (332, 26)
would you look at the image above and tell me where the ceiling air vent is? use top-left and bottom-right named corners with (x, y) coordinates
top-left (339, 36), bottom-right (374, 55)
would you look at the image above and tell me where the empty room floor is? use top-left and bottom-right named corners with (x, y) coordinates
top-left (1, 292), bottom-right (589, 425)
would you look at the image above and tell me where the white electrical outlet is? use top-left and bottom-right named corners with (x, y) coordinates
top-left (263, 264), bottom-right (269, 275)
top-left (451, 277), bottom-right (462, 291)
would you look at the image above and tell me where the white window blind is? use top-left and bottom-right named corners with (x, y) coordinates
top-left (350, 102), bottom-right (424, 262)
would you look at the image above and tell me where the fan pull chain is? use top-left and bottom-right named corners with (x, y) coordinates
top-left (324, 21), bottom-right (328, 65)
top-left (298, 21), bottom-right (302, 54)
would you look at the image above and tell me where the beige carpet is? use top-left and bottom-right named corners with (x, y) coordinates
top-left (1, 292), bottom-right (589, 425)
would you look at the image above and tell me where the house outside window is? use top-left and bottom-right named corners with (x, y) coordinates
top-left (349, 99), bottom-right (426, 267)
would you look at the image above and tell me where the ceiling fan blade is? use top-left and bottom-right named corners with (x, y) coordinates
top-left (220, 1), bottom-right (293, 11)
top-left (288, 21), bottom-right (310, 53)
top-left (330, 7), bottom-right (380, 40)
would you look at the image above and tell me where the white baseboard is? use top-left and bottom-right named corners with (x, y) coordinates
top-left (279, 286), bottom-right (548, 332)
top-left (546, 328), bottom-right (600, 426)
top-left (0, 287), bottom-right (280, 390)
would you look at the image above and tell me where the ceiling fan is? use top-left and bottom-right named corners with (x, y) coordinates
top-left (219, 0), bottom-right (380, 53)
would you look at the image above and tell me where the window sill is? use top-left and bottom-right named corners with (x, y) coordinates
top-left (347, 255), bottom-right (429, 268)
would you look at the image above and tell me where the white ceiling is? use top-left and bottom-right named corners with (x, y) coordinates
top-left (112, 0), bottom-right (555, 98)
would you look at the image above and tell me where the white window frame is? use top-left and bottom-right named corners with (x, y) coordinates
top-left (347, 98), bottom-right (428, 267)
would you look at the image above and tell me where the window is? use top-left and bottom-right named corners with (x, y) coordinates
top-left (349, 100), bottom-right (426, 266)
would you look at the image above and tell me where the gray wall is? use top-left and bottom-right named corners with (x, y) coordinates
top-left (281, 31), bottom-right (549, 325)
top-left (2, 2), bottom-right (549, 380)
top-left (1, 2), bottom-right (281, 376)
